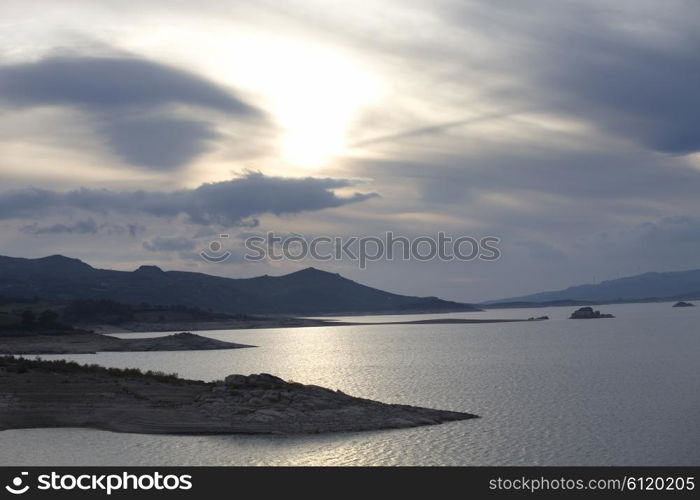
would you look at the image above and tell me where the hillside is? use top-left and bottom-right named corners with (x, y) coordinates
top-left (0, 255), bottom-right (479, 315)
top-left (487, 268), bottom-right (700, 305)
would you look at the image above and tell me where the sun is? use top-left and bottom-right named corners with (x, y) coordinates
top-left (127, 27), bottom-right (381, 170)
top-left (274, 45), bottom-right (381, 168)
top-left (281, 127), bottom-right (342, 169)
top-left (233, 36), bottom-right (382, 169)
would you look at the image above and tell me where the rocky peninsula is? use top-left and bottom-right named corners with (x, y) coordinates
top-left (0, 357), bottom-right (476, 434)
top-left (0, 330), bottom-right (252, 355)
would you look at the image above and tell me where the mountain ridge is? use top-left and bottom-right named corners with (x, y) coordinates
top-left (0, 254), bottom-right (479, 315)
top-left (486, 268), bottom-right (700, 305)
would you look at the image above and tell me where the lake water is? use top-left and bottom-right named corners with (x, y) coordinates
top-left (2, 302), bottom-right (699, 466)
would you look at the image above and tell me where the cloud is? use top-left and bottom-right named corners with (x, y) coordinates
top-left (355, 146), bottom-right (700, 208)
top-left (0, 172), bottom-right (378, 226)
top-left (143, 236), bottom-right (197, 252)
top-left (349, 111), bottom-right (515, 148)
top-left (438, 0), bottom-right (700, 155)
top-left (528, 26), bottom-right (700, 155)
top-left (20, 218), bottom-right (99, 235)
top-left (0, 55), bottom-right (258, 114)
top-left (514, 240), bottom-right (567, 261)
top-left (568, 214), bottom-right (700, 274)
top-left (0, 55), bottom-right (266, 168)
top-left (101, 116), bottom-right (219, 169)
top-left (19, 218), bottom-right (146, 236)
top-left (632, 215), bottom-right (700, 246)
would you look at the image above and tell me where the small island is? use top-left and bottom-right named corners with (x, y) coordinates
top-left (672, 301), bottom-right (695, 308)
top-left (569, 306), bottom-right (614, 319)
top-left (0, 357), bottom-right (476, 435)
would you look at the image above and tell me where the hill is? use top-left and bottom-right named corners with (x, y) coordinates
top-left (487, 268), bottom-right (700, 305)
top-left (0, 255), bottom-right (479, 315)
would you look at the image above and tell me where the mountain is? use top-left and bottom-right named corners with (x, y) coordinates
top-left (0, 255), bottom-right (479, 315)
top-left (487, 268), bottom-right (700, 305)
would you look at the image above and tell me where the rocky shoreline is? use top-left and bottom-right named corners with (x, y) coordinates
top-left (0, 357), bottom-right (476, 435)
top-left (88, 316), bottom-right (349, 334)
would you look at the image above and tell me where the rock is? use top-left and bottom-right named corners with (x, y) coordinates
top-left (672, 301), bottom-right (695, 308)
top-left (224, 373), bottom-right (287, 390)
top-left (224, 374), bottom-right (248, 386)
top-left (569, 307), bottom-right (614, 319)
top-left (250, 373), bottom-right (285, 386)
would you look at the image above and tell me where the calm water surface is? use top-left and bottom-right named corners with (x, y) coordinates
top-left (2, 302), bottom-right (699, 465)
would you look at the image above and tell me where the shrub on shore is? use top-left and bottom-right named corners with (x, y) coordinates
top-left (0, 355), bottom-right (201, 385)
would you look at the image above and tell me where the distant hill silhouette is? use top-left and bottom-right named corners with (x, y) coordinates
top-left (487, 268), bottom-right (700, 305)
top-left (0, 255), bottom-right (479, 315)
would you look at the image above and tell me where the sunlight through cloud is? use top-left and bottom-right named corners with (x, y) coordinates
top-left (234, 37), bottom-right (382, 168)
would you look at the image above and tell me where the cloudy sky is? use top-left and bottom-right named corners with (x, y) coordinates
top-left (1, 0), bottom-right (699, 302)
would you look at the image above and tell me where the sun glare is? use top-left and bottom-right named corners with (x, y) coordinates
top-left (234, 37), bottom-right (381, 169)
top-left (124, 26), bottom-right (382, 170)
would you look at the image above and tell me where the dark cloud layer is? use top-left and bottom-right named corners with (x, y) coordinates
top-left (0, 55), bottom-right (265, 168)
top-left (359, 146), bottom-right (700, 207)
top-left (20, 218), bottom-right (99, 235)
top-left (0, 172), bottom-right (378, 225)
top-left (101, 116), bottom-right (219, 169)
top-left (440, 0), bottom-right (700, 155)
top-left (529, 25), bottom-right (700, 154)
top-left (19, 218), bottom-right (146, 236)
top-left (0, 56), bottom-right (257, 114)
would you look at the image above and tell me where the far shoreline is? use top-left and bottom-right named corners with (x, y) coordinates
top-left (92, 315), bottom-right (547, 334)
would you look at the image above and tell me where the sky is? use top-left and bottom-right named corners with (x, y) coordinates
top-left (1, 0), bottom-right (700, 303)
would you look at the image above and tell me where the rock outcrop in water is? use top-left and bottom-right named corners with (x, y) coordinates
top-left (672, 301), bottom-right (695, 308)
top-left (569, 307), bottom-right (614, 319)
top-left (0, 357), bottom-right (476, 434)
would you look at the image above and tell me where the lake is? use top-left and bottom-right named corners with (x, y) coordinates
top-left (2, 302), bottom-right (699, 466)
